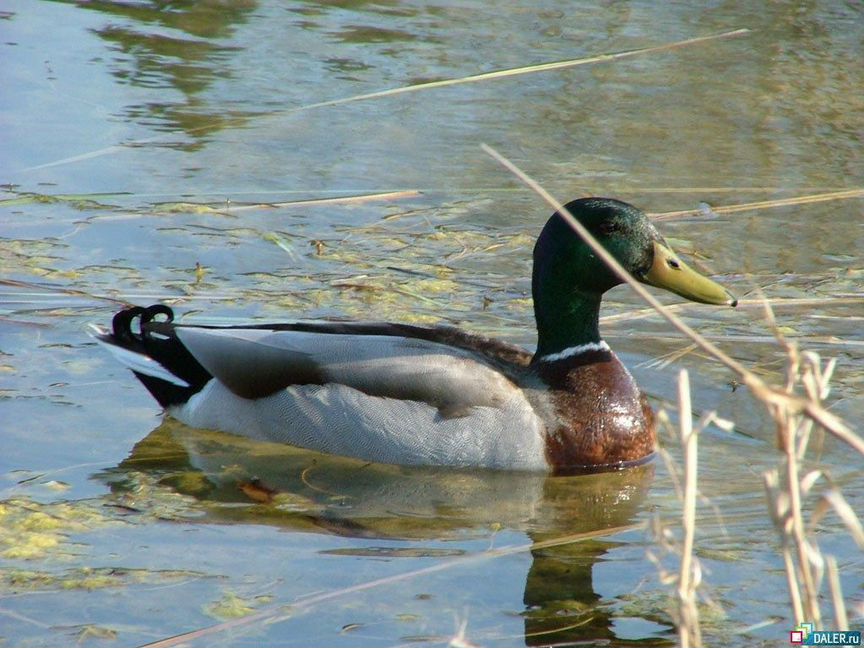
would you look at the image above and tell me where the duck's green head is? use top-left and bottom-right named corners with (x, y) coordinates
top-left (532, 197), bottom-right (736, 357)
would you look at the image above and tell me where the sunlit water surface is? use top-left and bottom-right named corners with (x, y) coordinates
top-left (1, 1), bottom-right (862, 646)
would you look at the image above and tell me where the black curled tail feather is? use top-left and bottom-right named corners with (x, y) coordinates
top-left (112, 304), bottom-right (173, 344)
top-left (109, 304), bottom-right (212, 408)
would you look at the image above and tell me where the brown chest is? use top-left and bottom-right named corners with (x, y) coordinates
top-left (533, 351), bottom-right (656, 474)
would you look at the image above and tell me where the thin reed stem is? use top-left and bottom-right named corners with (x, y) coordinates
top-left (826, 557), bottom-right (848, 631)
top-left (677, 370), bottom-right (702, 647)
top-left (481, 144), bottom-right (863, 642)
top-left (785, 429), bottom-right (822, 626)
top-left (651, 188), bottom-right (864, 220)
top-left (481, 144), bottom-right (864, 458)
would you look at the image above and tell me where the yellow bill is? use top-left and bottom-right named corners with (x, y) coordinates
top-left (641, 241), bottom-right (737, 306)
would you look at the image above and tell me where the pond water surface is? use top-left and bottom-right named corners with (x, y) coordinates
top-left (1, 1), bottom-right (862, 647)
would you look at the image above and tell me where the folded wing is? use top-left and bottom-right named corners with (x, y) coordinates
top-left (175, 327), bottom-right (523, 416)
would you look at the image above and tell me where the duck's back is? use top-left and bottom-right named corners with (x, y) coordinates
top-left (94, 306), bottom-right (549, 470)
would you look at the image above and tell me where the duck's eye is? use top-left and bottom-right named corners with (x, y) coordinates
top-left (597, 222), bottom-right (620, 236)
top-left (667, 258), bottom-right (681, 269)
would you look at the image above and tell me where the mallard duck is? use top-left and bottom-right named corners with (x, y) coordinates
top-left (93, 198), bottom-right (736, 474)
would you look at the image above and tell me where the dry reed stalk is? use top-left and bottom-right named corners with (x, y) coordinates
top-left (633, 333), bottom-right (864, 350)
top-left (637, 186), bottom-right (855, 194)
top-left (295, 29), bottom-right (750, 111)
top-left (482, 145), bottom-right (863, 639)
top-left (222, 190), bottom-right (421, 212)
top-left (651, 188), bottom-right (864, 220)
top-left (482, 144), bottom-right (864, 459)
top-left (814, 489), bottom-right (864, 550)
top-left (759, 339), bottom-right (863, 632)
top-left (760, 298), bottom-right (851, 629)
top-left (826, 556), bottom-right (848, 631)
top-left (677, 370), bottom-right (702, 648)
top-left (638, 343), bottom-right (699, 371)
top-left (647, 395), bottom-right (723, 648)
top-left (760, 331), bottom-right (863, 632)
top-left (602, 297), bottom-right (864, 327)
top-left (765, 469), bottom-right (807, 622)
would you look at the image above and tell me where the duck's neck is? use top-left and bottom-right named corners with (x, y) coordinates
top-left (533, 289), bottom-right (603, 360)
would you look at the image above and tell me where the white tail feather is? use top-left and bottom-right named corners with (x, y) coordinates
top-left (88, 324), bottom-right (190, 387)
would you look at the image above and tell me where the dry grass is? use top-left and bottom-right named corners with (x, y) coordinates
top-left (762, 336), bottom-right (850, 629)
top-left (674, 370), bottom-right (701, 648)
top-left (484, 145), bottom-right (864, 645)
top-left (648, 371), bottom-right (708, 648)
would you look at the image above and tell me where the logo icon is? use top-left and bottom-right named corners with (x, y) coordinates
top-left (789, 622), bottom-right (861, 646)
top-left (790, 623), bottom-right (814, 644)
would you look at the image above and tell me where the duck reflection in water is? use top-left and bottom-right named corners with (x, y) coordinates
top-left (100, 420), bottom-right (662, 645)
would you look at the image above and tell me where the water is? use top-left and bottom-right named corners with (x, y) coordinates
top-left (2, 1), bottom-right (862, 646)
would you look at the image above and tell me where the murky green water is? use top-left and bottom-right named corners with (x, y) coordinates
top-left (2, 1), bottom-right (862, 646)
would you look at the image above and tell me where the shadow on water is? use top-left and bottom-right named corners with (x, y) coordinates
top-left (98, 420), bottom-right (664, 645)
